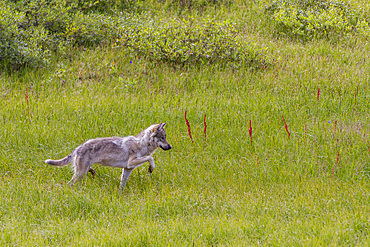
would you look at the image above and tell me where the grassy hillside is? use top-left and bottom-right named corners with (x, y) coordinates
top-left (1, 0), bottom-right (370, 245)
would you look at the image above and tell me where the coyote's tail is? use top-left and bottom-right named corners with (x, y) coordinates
top-left (45, 154), bottom-right (73, 167)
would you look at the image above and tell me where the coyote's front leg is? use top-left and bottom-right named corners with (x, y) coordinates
top-left (147, 157), bottom-right (155, 173)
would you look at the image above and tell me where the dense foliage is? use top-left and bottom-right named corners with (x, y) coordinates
top-left (0, 1), bottom-right (50, 69)
top-left (119, 15), bottom-right (266, 67)
top-left (0, 0), bottom-right (267, 70)
top-left (0, 0), bottom-right (124, 69)
top-left (265, 0), bottom-right (370, 38)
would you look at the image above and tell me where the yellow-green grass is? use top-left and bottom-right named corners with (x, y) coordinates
top-left (1, 0), bottom-right (370, 245)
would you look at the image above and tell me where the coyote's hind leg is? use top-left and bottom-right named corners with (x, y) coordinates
top-left (119, 168), bottom-right (133, 190)
top-left (68, 156), bottom-right (91, 185)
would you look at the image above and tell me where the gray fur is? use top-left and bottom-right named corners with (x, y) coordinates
top-left (45, 123), bottom-right (171, 189)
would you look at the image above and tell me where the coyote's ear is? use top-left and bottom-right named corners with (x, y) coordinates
top-left (160, 123), bottom-right (167, 129)
top-left (152, 124), bottom-right (161, 133)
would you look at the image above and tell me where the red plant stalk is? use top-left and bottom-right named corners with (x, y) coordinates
top-left (203, 114), bottom-right (207, 141)
top-left (334, 120), bottom-right (337, 133)
top-left (336, 150), bottom-right (340, 164)
top-left (317, 87), bottom-right (320, 102)
top-left (304, 125), bottom-right (307, 137)
top-left (249, 120), bottom-right (252, 145)
top-left (282, 115), bottom-right (290, 137)
top-left (185, 111), bottom-right (193, 143)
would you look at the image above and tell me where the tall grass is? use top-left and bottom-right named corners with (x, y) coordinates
top-left (1, 0), bottom-right (370, 245)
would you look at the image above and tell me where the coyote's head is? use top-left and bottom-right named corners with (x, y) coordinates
top-left (151, 123), bottom-right (172, 150)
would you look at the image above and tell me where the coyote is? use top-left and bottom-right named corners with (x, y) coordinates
top-left (45, 123), bottom-right (171, 189)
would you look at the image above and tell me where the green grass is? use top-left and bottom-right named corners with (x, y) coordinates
top-left (1, 0), bottom-right (370, 245)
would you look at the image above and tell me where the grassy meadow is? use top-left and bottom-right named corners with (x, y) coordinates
top-left (1, 0), bottom-right (370, 245)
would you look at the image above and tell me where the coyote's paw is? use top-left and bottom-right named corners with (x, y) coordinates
top-left (148, 166), bottom-right (154, 173)
top-left (89, 168), bottom-right (97, 178)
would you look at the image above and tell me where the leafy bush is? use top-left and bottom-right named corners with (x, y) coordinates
top-left (164, 0), bottom-right (232, 12)
top-left (119, 15), bottom-right (268, 68)
top-left (0, 1), bottom-right (50, 69)
top-left (1, 0), bottom-right (267, 70)
top-left (265, 0), bottom-right (370, 39)
top-left (0, 0), bottom-right (124, 69)
top-left (64, 13), bottom-right (123, 46)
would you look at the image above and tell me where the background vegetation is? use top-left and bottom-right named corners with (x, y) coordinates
top-left (1, 0), bottom-right (370, 245)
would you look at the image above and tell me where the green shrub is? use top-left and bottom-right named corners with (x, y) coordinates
top-left (265, 0), bottom-right (370, 39)
top-left (64, 13), bottom-right (123, 46)
top-left (0, 0), bottom-right (124, 69)
top-left (119, 15), bottom-right (268, 68)
top-left (0, 1), bottom-right (50, 69)
top-left (76, 0), bottom-right (143, 14)
top-left (164, 0), bottom-right (233, 12)
top-left (1, 0), bottom-right (267, 70)
top-left (0, 0), bottom-right (79, 69)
